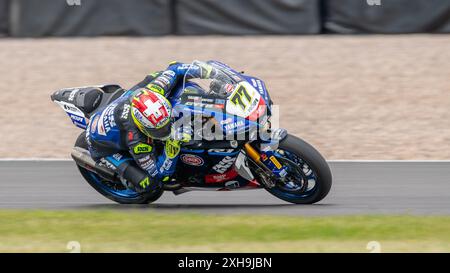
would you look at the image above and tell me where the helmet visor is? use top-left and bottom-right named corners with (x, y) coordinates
top-left (141, 120), bottom-right (172, 140)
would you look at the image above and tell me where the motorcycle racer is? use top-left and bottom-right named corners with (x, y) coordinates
top-left (86, 61), bottom-right (220, 193)
top-left (52, 60), bottom-right (332, 205)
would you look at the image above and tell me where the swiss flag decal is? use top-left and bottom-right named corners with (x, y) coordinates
top-left (133, 92), bottom-right (169, 127)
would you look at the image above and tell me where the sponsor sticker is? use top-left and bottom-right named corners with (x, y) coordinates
top-left (56, 101), bottom-right (84, 116)
top-left (90, 115), bottom-right (99, 133)
top-left (154, 79), bottom-right (168, 88)
top-left (208, 149), bottom-right (236, 154)
top-left (112, 153), bottom-right (123, 161)
top-left (96, 103), bottom-right (116, 136)
top-left (180, 154), bottom-right (204, 166)
top-left (69, 113), bottom-right (84, 123)
top-left (261, 153), bottom-right (268, 161)
top-left (212, 156), bottom-right (236, 174)
top-left (158, 75), bottom-right (171, 86)
top-left (163, 70), bottom-right (176, 77)
top-left (270, 156), bottom-right (282, 169)
top-left (225, 84), bottom-right (234, 93)
top-left (251, 78), bottom-right (257, 87)
top-left (133, 143), bottom-right (153, 154)
top-left (220, 118), bottom-right (233, 125)
top-left (67, 112), bottom-right (86, 129)
top-left (100, 158), bottom-right (117, 171)
top-left (138, 155), bottom-right (156, 171)
top-left (224, 120), bottom-right (245, 131)
top-left (97, 112), bottom-right (107, 136)
top-left (121, 103), bottom-right (130, 120)
top-left (160, 158), bottom-right (173, 172)
top-left (205, 168), bottom-right (238, 183)
top-left (68, 89), bottom-right (79, 101)
top-left (72, 121), bottom-right (87, 129)
top-left (147, 84), bottom-right (165, 95)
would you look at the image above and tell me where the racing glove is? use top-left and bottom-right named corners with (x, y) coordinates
top-left (165, 127), bottom-right (191, 158)
top-left (156, 126), bottom-right (192, 183)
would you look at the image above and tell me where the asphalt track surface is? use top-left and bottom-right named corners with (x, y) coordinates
top-left (0, 161), bottom-right (449, 215)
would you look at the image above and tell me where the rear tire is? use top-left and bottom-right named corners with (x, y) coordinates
top-left (264, 134), bottom-right (332, 204)
top-left (74, 132), bottom-right (163, 204)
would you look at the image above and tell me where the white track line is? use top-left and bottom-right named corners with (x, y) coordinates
top-left (328, 159), bottom-right (450, 163)
top-left (0, 158), bottom-right (72, 161)
top-left (0, 158), bottom-right (449, 163)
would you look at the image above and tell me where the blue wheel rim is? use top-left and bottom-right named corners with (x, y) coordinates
top-left (271, 149), bottom-right (319, 199)
top-left (87, 171), bottom-right (140, 199)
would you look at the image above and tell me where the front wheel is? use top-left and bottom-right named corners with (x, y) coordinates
top-left (74, 132), bottom-right (163, 204)
top-left (260, 134), bottom-right (332, 204)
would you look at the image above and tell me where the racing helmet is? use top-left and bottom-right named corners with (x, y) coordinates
top-left (130, 88), bottom-right (172, 140)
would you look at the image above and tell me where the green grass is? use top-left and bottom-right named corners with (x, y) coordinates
top-left (0, 210), bottom-right (448, 252)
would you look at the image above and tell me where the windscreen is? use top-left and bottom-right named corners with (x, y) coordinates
top-left (182, 60), bottom-right (241, 98)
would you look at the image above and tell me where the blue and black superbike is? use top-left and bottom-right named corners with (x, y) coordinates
top-left (51, 61), bottom-right (332, 204)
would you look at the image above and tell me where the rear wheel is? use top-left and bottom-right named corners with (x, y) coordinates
top-left (260, 134), bottom-right (332, 204)
top-left (74, 132), bottom-right (163, 204)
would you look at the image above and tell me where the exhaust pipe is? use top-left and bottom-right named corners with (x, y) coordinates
top-left (71, 147), bottom-right (116, 181)
top-left (71, 147), bottom-right (183, 191)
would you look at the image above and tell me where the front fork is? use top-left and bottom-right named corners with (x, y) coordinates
top-left (244, 142), bottom-right (288, 179)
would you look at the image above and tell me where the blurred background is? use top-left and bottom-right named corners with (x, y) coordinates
top-left (3, 0), bottom-right (450, 36)
top-left (0, 0), bottom-right (449, 159)
top-left (0, 0), bottom-right (449, 254)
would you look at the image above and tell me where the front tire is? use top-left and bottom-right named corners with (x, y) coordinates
top-left (263, 134), bottom-right (332, 204)
top-left (74, 132), bottom-right (163, 204)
